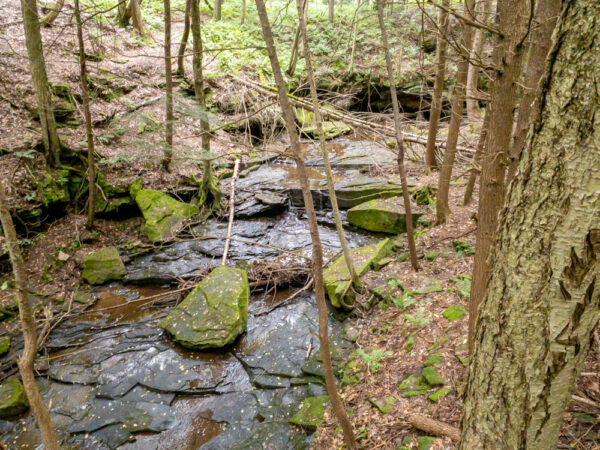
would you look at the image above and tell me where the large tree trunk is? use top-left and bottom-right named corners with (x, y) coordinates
top-left (506, 0), bottom-right (561, 183)
top-left (435, 0), bottom-right (473, 224)
top-left (176, 0), bottom-right (191, 76)
top-left (296, 0), bottom-right (362, 303)
top-left (74, 0), bottom-right (96, 229)
top-left (0, 183), bottom-right (60, 450)
top-left (377, 0), bottom-right (419, 271)
top-left (162, 0), bottom-right (174, 172)
top-left (467, 0), bottom-right (530, 350)
top-left (20, 0), bottom-right (61, 167)
top-left (424, 0), bottom-right (449, 172)
top-left (461, 2), bottom-right (600, 447)
top-left (214, 0), bottom-right (222, 20)
top-left (253, 0), bottom-right (356, 446)
top-left (130, 0), bottom-right (143, 35)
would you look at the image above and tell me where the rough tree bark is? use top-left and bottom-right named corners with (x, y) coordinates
top-left (424, 0), bottom-right (450, 172)
top-left (468, 0), bottom-right (530, 350)
top-left (191, 0), bottom-right (219, 205)
top-left (117, 0), bottom-right (132, 27)
top-left (74, 0), bottom-right (96, 229)
top-left (435, 0), bottom-right (473, 224)
top-left (377, 0), bottom-right (419, 271)
top-left (176, 0), bottom-right (191, 76)
top-left (253, 0), bottom-right (357, 446)
top-left (461, 2), bottom-right (600, 447)
top-left (296, 0), bottom-right (362, 305)
top-left (0, 183), bottom-right (60, 450)
top-left (465, 0), bottom-right (489, 126)
top-left (328, 0), bottom-right (334, 22)
top-left (162, 0), bottom-right (174, 172)
top-left (20, 0), bottom-right (61, 167)
top-left (40, 0), bottom-right (64, 26)
top-left (506, 0), bottom-right (561, 183)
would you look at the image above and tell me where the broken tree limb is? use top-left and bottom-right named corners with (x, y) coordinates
top-left (230, 75), bottom-right (472, 153)
top-left (406, 413), bottom-right (461, 442)
top-left (221, 159), bottom-right (240, 265)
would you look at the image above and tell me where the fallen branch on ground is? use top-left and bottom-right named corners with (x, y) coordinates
top-left (406, 413), bottom-right (461, 442)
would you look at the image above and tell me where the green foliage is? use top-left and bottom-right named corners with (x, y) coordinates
top-left (392, 292), bottom-right (415, 309)
top-left (355, 348), bottom-right (393, 372)
top-left (451, 275), bottom-right (472, 298)
top-left (404, 307), bottom-right (431, 326)
top-left (452, 239), bottom-right (475, 256)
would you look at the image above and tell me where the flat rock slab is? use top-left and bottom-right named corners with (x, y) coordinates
top-left (323, 238), bottom-right (393, 308)
top-left (347, 196), bottom-right (425, 234)
top-left (136, 189), bottom-right (199, 242)
top-left (82, 246), bottom-right (127, 285)
top-left (159, 266), bottom-right (250, 349)
top-left (303, 140), bottom-right (398, 169)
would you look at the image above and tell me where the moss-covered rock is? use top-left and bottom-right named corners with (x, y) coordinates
top-left (82, 247), bottom-right (127, 285)
top-left (0, 377), bottom-right (29, 417)
top-left (135, 189), bottom-right (199, 242)
top-left (347, 196), bottom-right (424, 234)
top-left (323, 238), bottom-right (392, 308)
top-left (158, 266), bottom-right (249, 349)
top-left (288, 395), bottom-right (328, 430)
top-left (421, 366), bottom-right (444, 386)
top-left (295, 107), bottom-right (351, 140)
top-left (0, 337), bottom-right (10, 356)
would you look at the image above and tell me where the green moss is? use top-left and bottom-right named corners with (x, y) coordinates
top-left (323, 238), bottom-right (392, 308)
top-left (129, 178), bottom-right (143, 198)
top-left (82, 247), bottom-right (127, 285)
top-left (347, 196), bottom-right (424, 234)
top-left (158, 266), bottom-right (249, 349)
top-left (398, 374), bottom-right (429, 398)
top-left (421, 367), bottom-right (444, 386)
top-left (428, 387), bottom-right (450, 402)
top-left (424, 354), bottom-right (443, 367)
top-left (417, 436), bottom-right (436, 450)
top-left (0, 377), bottom-right (29, 417)
top-left (369, 396), bottom-right (397, 414)
top-left (288, 396), bottom-right (328, 430)
top-left (442, 305), bottom-right (467, 321)
top-left (0, 337), bottom-right (10, 356)
top-left (135, 189), bottom-right (199, 242)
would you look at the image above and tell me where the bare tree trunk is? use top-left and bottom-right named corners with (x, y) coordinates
top-left (117, 0), bottom-right (132, 27)
top-left (40, 0), bottom-right (64, 26)
top-left (191, 0), bottom-right (219, 205)
top-left (20, 0), bottom-right (61, 167)
top-left (461, 3), bottom-right (600, 447)
top-left (0, 182), bottom-right (60, 450)
top-left (435, 0), bottom-right (474, 224)
top-left (465, 0), bottom-right (489, 126)
top-left (296, 0), bottom-right (362, 303)
top-left (214, 0), bottom-right (222, 20)
top-left (162, 0), bottom-right (174, 172)
top-left (287, 1), bottom-right (307, 78)
top-left (74, 0), bottom-right (96, 229)
top-left (240, 0), bottom-right (246, 24)
top-left (328, 0), bottom-right (334, 22)
top-left (253, 0), bottom-right (357, 446)
top-left (424, 0), bottom-right (449, 172)
top-left (463, 107), bottom-right (489, 205)
top-left (468, 0), bottom-right (530, 352)
top-left (130, 0), bottom-right (143, 35)
top-left (377, 0), bottom-right (419, 271)
top-left (506, 0), bottom-right (561, 183)
top-left (176, 0), bottom-right (191, 77)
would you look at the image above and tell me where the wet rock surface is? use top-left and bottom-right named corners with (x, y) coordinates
top-left (347, 196), bottom-right (425, 234)
top-left (1, 140), bottom-right (413, 448)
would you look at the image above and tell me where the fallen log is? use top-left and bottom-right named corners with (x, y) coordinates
top-left (231, 75), bottom-right (472, 153)
top-left (406, 413), bottom-right (461, 442)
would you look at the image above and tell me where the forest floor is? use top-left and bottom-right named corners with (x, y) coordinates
top-left (0, 0), bottom-right (598, 448)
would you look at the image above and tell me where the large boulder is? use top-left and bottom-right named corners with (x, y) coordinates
top-left (82, 246), bottom-right (127, 285)
top-left (0, 376), bottom-right (29, 417)
top-left (347, 196), bottom-right (424, 233)
top-left (136, 189), bottom-right (199, 242)
top-left (295, 107), bottom-right (351, 140)
top-left (158, 266), bottom-right (249, 349)
top-left (323, 238), bottom-right (393, 308)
